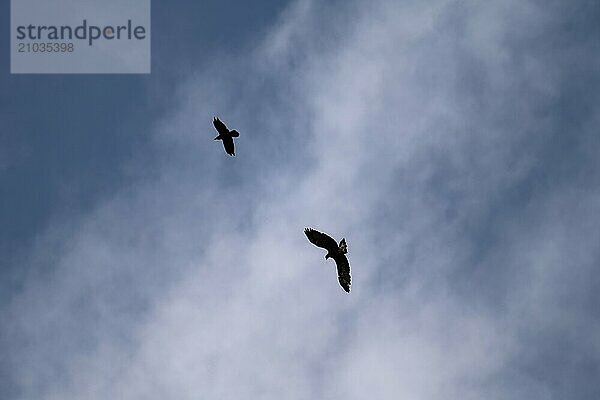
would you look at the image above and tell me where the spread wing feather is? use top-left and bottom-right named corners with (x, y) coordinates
top-left (304, 228), bottom-right (338, 252)
top-left (333, 254), bottom-right (351, 293)
top-left (213, 117), bottom-right (230, 136)
top-left (222, 136), bottom-right (235, 156)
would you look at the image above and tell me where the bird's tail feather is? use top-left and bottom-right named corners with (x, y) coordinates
top-left (339, 238), bottom-right (347, 254)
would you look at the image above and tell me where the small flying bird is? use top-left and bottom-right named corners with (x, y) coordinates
top-left (304, 228), bottom-right (352, 293)
top-left (212, 117), bottom-right (240, 156)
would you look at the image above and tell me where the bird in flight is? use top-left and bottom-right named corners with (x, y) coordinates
top-left (212, 117), bottom-right (240, 156)
top-left (304, 228), bottom-right (352, 293)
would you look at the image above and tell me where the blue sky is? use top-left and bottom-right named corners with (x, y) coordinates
top-left (0, 0), bottom-right (287, 283)
top-left (2, 0), bottom-right (600, 399)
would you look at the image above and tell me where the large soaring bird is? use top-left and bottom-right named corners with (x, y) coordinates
top-left (304, 228), bottom-right (352, 293)
top-left (212, 117), bottom-right (240, 156)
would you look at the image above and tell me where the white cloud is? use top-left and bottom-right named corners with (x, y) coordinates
top-left (4, 0), bottom-right (600, 399)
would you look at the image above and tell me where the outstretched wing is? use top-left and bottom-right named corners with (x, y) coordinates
top-left (304, 228), bottom-right (338, 252)
top-left (222, 136), bottom-right (235, 156)
top-left (333, 254), bottom-right (351, 293)
top-left (213, 117), bottom-right (229, 136)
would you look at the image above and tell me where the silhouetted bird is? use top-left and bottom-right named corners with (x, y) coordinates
top-left (304, 228), bottom-right (351, 293)
top-left (212, 117), bottom-right (240, 156)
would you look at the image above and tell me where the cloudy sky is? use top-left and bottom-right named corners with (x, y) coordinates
top-left (2, 0), bottom-right (600, 398)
